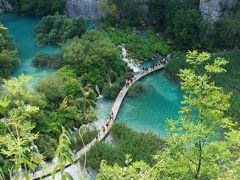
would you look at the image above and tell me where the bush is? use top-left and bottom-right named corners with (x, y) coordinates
top-left (35, 75), bottom-right (66, 104)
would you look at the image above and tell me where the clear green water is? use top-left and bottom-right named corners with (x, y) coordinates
top-left (0, 13), bottom-right (60, 86)
top-left (96, 62), bottom-right (183, 137)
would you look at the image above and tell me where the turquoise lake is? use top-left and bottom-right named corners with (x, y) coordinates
top-left (0, 14), bottom-right (183, 136)
top-left (0, 13), bottom-right (59, 87)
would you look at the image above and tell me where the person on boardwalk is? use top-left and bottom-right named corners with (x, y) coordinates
top-left (102, 125), bottom-right (106, 133)
top-left (125, 80), bottom-right (129, 87)
top-left (120, 90), bottom-right (123, 97)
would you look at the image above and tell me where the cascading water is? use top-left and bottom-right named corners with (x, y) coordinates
top-left (119, 45), bottom-right (140, 73)
top-left (108, 77), bottom-right (112, 87)
top-left (31, 141), bottom-right (40, 154)
top-left (95, 84), bottom-right (102, 98)
top-left (65, 0), bottom-right (104, 20)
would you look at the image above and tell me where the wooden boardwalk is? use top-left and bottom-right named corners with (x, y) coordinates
top-left (29, 63), bottom-right (165, 180)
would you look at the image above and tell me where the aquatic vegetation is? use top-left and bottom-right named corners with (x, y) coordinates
top-left (32, 52), bottom-right (64, 68)
top-left (127, 82), bottom-right (146, 97)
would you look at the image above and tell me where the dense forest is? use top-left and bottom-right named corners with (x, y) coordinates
top-left (0, 0), bottom-right (240, 179)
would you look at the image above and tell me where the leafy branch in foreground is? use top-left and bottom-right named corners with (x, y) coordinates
top-left (0, 75), bottom-right (44, 179)
top-left (97, 154), bottom-right (159, 179)
top-left (51, 127), bottom-right (73, 180)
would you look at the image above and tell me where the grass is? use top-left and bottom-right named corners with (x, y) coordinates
top-left (80, 122), bottom-right (165, 170)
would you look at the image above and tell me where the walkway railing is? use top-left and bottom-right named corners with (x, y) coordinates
top-left (29, 63), bottom-right (166, 180)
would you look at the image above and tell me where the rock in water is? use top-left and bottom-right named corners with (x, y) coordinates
top-left (199, 0), bottom-right (237, 22)
top-left (65, 0), bottom-right (103, 20)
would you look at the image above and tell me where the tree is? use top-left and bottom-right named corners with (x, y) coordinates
top-left (99, 0), bottom-right (145, 27)
top-left (166, 9), bottom-right (202, 50)
top-left (8, 0), bottom-right (66, 16)
top-left (36, 15), bottom-right (86, 45)
top-left (154, 51), bottom-right (232, 178)
top-left (63, 30), bottom-right (126, 89)
top-left (214, 11), bottom-right (240, 49)
top-left (0, 24), bottom-right (19, 80)
top-left (0, 75), bottom-right (44, 179)
top-left (147, 0), bottom-right (167, 31)
top-left (99, 0), bottom-right (118, 18)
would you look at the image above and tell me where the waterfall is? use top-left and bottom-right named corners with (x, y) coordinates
top-left (31, 141), bottom-right (40, 154)
top-left (119, 45), bottom-right (140, 73)
top-left (65, 0), bottom-right (104, 20)
top-left (95, 85), bottom-right (102, 98)
top-left (108, 77), bottom-right (112, 87)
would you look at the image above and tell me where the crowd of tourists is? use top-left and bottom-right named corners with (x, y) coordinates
top-left (96, 111), bottom-right (114, 141)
